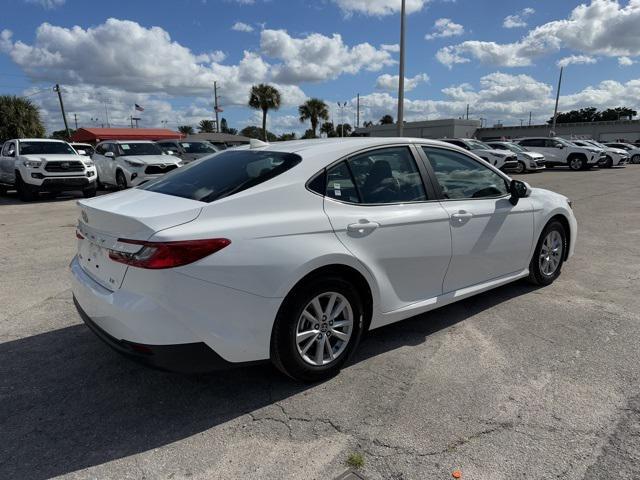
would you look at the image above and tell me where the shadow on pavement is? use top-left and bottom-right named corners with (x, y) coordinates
top-left (0, 280), bottom-right (540, 479)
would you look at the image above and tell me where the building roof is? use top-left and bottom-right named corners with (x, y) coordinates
top-left (187, 132), bottom-right (251, 143)
top-left (70, 128), bottom-right (182, 143)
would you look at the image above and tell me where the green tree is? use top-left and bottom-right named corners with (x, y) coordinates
top-left (363, 120), bottom-right (373, 128)
top-left (178, 125), bottom-right (194, 135)
top-left (240, 125), bottom-right (277, 142)
top-left (50, 129), bottom-right (76, 140)
top-left (335, 123), bottom-right (352, 137)
top-left (0, 95), bottom-right (45, 142)
top-left (548, 106), bottom-right (638, 124)
top-left (220, 118), bottom-right (230, 133)
top-left (277, 132), bottom-right (297, 141)
top-left (301, 129), bottom-right (316, 139)
top-left (298, 98), bottom-right (329, 138)
top-left (198, 120), bottom-right (215, 133)
top-left (320, 121), bottom-right (336, 137)
top-left (598, 107), bottom-right (637, 121)
top-left (227, 127), bottom-right (239, 135)
top-left (248, 84), bottom-right (282, 141)
top-left (379, 114), bottom-right (394, 125)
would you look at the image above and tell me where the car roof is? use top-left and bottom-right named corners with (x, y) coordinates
top-left (17, 138), bottom-right (67, 143)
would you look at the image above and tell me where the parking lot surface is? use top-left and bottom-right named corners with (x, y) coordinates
top-left (1, 166), bottom-right (639, 480)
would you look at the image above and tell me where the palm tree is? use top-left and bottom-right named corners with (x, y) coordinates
top-left (0, 95), bottom-right (45, 141)
top-left (299, 98), bottom-right (329, 138)
top-left (248, 84), bottom-right (282, 141)
top-left (379, 114), bottom-right (394, 125)
top-left (198, 120), bottom-right (215, 133)
top-left (178, 125), bottom-right (194, 135)
top-left (320, 121), bottom-right (335, 137)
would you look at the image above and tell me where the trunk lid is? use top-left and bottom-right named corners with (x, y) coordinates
top-left (76, 189), bottom-right (203, 290)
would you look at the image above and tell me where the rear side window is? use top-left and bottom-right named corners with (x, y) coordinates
top-left (142, 150), bottom-right (302, 203)
top-left (519, 139), bottom-right (545, 148)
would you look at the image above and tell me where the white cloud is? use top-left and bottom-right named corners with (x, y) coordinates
top-left (425, 18), bottom-right (464, 40)
top-left (618, 56), bottom-right (636, 66)
top-left (381, 43), bottom-right (400, 52)
top-left (503, 7), bottom-right (535, 29)
top-left (25, 0), bottom-right (65, 9)
top-left (557, 54), bottom-right (597, 67)
top-left (332, 0), bottom-right (430, 17)
top-left (232, 22), bottom-right (254, 32)
top-left (438, 0), bottom-right (640, 68)
top-left (376, 73), bottom-right (429, 92)
top-left (260, 29), bottom-right (395, 83)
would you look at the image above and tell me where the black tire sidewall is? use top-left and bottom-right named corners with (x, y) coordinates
top-left (271, 276), bottom-right (365, 382)
top-left (529, 220), bottom-right (566, 286)
top-left (116, 171), bottom-right (127, 190)
top-left (16, 173), bottom-right (36, 201)
top-left (515, 161), bottom-right (526, 174)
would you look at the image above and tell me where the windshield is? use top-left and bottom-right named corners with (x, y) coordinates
top-left (142, 150), bottom-right (302, 203)
top-left (555, 138), bottom-right (575, 147)
top-left (501, 143), bottom-right (527, 153)
top-left (118, 143), bottom-right (162, 156)
top-left (466, 140), bottom-right (491, 150)
top-left (180, 142), bottom-right (217, 154)
top-left (20, 141), bottom-right (75, 155)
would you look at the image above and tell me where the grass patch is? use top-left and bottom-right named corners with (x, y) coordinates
top-left (346, 452), bottom-right (364, 469)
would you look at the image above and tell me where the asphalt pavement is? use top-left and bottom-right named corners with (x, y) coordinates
top-left (1, 165), bottom-right (639, 480)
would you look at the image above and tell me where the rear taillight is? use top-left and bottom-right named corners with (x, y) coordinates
top-left (76, 229), bottom-right (85, 240)
top-left (108, 238), bottom-right (231, 269)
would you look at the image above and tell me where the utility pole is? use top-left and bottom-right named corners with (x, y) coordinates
top-left (529, 111), bottom-right (532, 126)
top-left (130, 116), bottom-right (134, 128)
top-left (214, 81), bottom-right (220, 133)
top-left (74, 113), bottom-right (78, 130)
top-left (551, 66), bottom-right (563, 136)
top-left (337, 102), bottom-right (348, 137)
top-left (356, 93), bottom-right (360, 128)
top-left (53, 84), bottom-right (70, 139)
top-left (466, 104), bottom-right (470, 120)
top-left (397, 0), bottom-right (406, 137)
top-left (103, 101), bottom-right (111, 128)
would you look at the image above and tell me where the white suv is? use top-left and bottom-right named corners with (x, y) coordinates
top-left (605, 142), bottom-right (640, 164)
top-left (93, 140), bottom-right (182, 189)
top-left (0, 138), bottom-right (97, 201)
top-left (573, 140), bottom-right (628, 168)
top-left (516, 137), bottom-right (600, 171)
top-left (486, 141), bottom-right (545, 173)
top-left (440, 138), bottom-right (518, 171)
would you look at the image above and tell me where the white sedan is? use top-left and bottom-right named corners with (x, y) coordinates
top-left (71, 138), bottom-right (577, 381)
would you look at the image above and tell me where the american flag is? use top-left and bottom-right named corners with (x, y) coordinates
top-left (135, 103), bottom-right (145, 112)
top-left (215, 106), bottom-right (224, 113)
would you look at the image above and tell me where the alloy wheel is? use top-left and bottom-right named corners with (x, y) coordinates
top-left (569, 158), bottom-right (584, 170)
top-left (295, 292), bottom-right (353, 366)
top-left (514, 161), bottom-right (526, 174)
top-left (539, 230), bottom-right (563, 276)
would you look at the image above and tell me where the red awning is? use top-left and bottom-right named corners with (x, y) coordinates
top-left (71, 128), bottom-right (183, 143)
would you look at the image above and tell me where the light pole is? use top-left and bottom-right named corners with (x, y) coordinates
top-left (337, 102), bottom-right (348, 137)
top-left (551, 66), bottom-right (564, 136)
top-left (397, 0), bottom-right (406, 137)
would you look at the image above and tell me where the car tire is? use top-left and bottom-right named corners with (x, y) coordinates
top-left (0, 184), bottom-right (7, 195)
top-left (604, 156), bottom-right (613, 168)
top-left (115, 170), bottom-right (127, 190)
top-left (513, 161), bottom-right (526, 174)
top-left (528, 220), bottom-right (566, 286)
top-left (631, 154), bottom-right (640, 164)
top-left (568, 156), bottom-right (586, 171)
top-left (96, 177), bottom-right (105, 190)
top-left (16, 173), bottom-right (37, 201)
top-left (83, 185), bottom-right (97, 198)
top-left (271, 276), bottom-right (365, 382)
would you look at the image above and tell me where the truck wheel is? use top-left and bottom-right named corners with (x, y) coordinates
top-left (16, 173), bottom-right (37, 201)
top-left (568, 156), bottom-right (586, 171)
top-left (83, 185), bottom-right (97, 198)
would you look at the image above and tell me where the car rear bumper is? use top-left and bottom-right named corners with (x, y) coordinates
top-left (70, 255), bottom-right (280, 367)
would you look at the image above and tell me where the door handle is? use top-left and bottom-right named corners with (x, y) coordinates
top-left (347, 221), bottom-right (379, 236)
top-left (451, 211), bottom-right (473, 223)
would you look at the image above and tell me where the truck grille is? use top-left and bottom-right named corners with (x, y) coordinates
top-left (45, 161), bottom-right (84, 172)
top-left (145, 164), bottom-right (178, 175)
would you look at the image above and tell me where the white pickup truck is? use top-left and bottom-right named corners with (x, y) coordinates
top-left (0, 138), bottom-right (97, 201)
top-left (515, 137), bottom-right (601, 171)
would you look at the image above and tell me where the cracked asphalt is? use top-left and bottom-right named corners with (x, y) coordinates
top-left (1, 165), bottom-right (639, 479)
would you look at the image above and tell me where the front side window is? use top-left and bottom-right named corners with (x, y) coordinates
top-left (143, 150), bottom-right (302, 203)
top-left (2, 141), bottom-right (15, 156)
top-left (325, 147), bottom-right (427, 204)
top-left (19, 141), bottom-right (75, 155)
top-left (117, 143), bottom-right (163, 156)
top-left (422, 147), bottom-right (509, 200)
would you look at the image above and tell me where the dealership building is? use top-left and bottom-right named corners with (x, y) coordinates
top-left (355, 118), bottom-right (640, 143)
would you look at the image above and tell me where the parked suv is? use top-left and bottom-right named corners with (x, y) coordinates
top-left (485, 141), bottom-right (545, 173)
top-left (440, 138), bottom-right (518, 171)
top-left (93, 140), bottom-right (182, 189)
top-left (605, 142), bottom-right (640, 164)
top-left (157, 139), bottom-right (219, 164)
top-left (0, 138), bottom-right (97, 200)
top-left (572, 140), bottom-right (628, 168)
top-left (515, 137), bottom-right (600, 170)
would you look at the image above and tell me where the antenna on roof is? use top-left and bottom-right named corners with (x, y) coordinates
top-left (250, 138), bottom-right (269, 149)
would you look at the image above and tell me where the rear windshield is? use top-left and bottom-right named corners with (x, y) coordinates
top-left (142, 150), bottom-right (302, 203)
top-left (20, 141), bottom-right (75, 155)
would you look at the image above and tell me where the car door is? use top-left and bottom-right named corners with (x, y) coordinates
top-left (93, 143), bottom-right (109, 183)
top-left (322, 145), bottom-right (452, 314)
top-left (520, 139), bottom-right (553, 163)
top-left (420, 146), bottom-right (534, 293)
top-left (1, 141), bottom-right (18, 183)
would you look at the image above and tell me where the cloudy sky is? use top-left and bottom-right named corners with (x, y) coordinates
top-left (1, 0), bottom-right (639, 134)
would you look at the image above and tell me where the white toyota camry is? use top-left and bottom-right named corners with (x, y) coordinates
top-left (71, 138), bottom-right (577, 381)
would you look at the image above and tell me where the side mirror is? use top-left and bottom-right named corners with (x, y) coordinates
top-left (509, 179), bottom-right (531, 206)
top-left (557, 144), bottom-right (565, 149)
top-left (104, 151), bottom-right (115, 158)
top-left (8, 149), bottom-right (15, 157)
